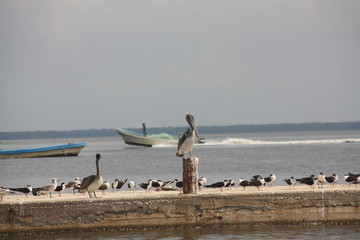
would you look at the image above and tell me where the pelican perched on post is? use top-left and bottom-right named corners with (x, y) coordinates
top-left (176, 114), bottom-right (200, 158)
top-left (78, 153), bottom-right (104, 198)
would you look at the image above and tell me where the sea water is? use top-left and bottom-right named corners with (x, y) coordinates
top-left (1, 130), bottom-right (360, 239)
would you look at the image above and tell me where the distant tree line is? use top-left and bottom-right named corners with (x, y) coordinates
top-left (0, 122), bottom-right (359, 140)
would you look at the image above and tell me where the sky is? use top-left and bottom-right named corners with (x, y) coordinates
top-left (1, 0), bottom-right (360, 132)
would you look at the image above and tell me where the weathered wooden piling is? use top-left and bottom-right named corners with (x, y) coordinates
top-left (182, 157), bottom-right (199, 194)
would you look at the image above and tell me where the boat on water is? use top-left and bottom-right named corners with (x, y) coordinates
top-left (116, 128), bottom-right (206, 147)
top-left (116, 128), bottom-right (178, 147)
top-left (0, 142), bottom-right (87, 159)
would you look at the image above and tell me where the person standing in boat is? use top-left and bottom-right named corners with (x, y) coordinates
top-left (142, 123), bottom-right (147, 136)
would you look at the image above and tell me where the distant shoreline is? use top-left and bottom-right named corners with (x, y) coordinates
top-left (0, 121), bottom-right (359, 140)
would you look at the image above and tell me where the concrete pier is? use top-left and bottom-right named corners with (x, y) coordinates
top-left (0, 186), bottom-right (359, 235)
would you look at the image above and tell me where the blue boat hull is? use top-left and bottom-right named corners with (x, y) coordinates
top-left (0, 142), bottom-right (87, 159)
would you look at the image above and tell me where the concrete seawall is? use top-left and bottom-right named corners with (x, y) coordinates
top-left (0, 187), bottom-right (359, 235)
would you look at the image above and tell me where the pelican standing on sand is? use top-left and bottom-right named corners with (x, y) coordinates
top-left (78, 153), bottom-right (104, 198)
top-left (176, 114), bottom-right (200, 157)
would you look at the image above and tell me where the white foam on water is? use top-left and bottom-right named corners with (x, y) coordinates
top-left (154, 137), bottom-right (360, 148)
top-left (221, 138), bottom-right (360, 145)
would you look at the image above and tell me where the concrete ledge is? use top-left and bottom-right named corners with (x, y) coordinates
top-left (1, 186), bottom-right (359, 235)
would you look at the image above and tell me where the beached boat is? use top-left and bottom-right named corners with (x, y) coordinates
top-left (0, 142), bottom-right (87, 159)
top-left (116, 128), bottom-right (178, 147)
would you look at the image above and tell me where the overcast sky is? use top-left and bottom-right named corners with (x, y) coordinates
top-left (1, 0), bottom-right (359, 132)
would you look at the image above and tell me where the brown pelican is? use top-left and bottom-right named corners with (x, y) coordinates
top-left (78, 153), bottom-right (104, 198)
top-left (176, 114), bottom-right (200, 157)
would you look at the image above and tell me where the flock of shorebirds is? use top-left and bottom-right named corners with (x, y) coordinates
top-left (1, 170), bottom-right (359, 202)
top-left (1, 114), bottom-right (359, 201)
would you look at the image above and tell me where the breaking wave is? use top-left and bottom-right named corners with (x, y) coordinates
top-left (221, 138), bottom-right (360, 145)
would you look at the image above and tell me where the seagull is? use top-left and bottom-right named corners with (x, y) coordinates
top-left (98, 181), bottom-right (110, 195)
top-left (54, 182), bottom-right (66, 196)
top-left (198, 176), bottom-right (207, 190)
top-left (9, 185), bottom-right (33, 198)
top-left (172, 179), bottom-right (184, 192)
top-left (112, 179), bottom-right (119, 192)
top-left (344, 174), bottom-right (353, 186)
top-left (325, 173), bottom-right (338, 187)
top-left (116, 179), bottom-right (128, 191)
top-left (264, 174), bottom-right (276, 187)
top-left (66, 177), bottom-right (81, 194)
top-left (176, 114), bottom-right (200, 158)
top-left (205, 180), bottom-right (229, 192)
top-left (349, 173), bottom-right (360, 186)
top-left (78, 153), bottom-right (104, 198)
top-left (296, 175), bottom-right (316, 189)
top-left (344, 173), bottom-right (356, 186)
top-left (151, 180), bottom-right (171, 191)
top-left (345, 172), bottom-right (360, 186)
top-left (317, 172), bottom-right (327, 188)
top-left (32, 187), bottom-right (41, 196)
top-left (354, 176), bottom-right (360, 186)
top-left (0, 186), bottom-right (10, 202)
top-left (251, 175), bottom-right (262, 181)
top-left (249, 176), bottom-right (265, 191)
top-left (344, 173), bottom-right (360, 187)
top-left (127, 180), bottom-right (136, 193)
top-left (139, 179), bottom-right (155, 193)
top-left (160, 185), bottom-right (178, 191)
top-left (112, 178), bottom-right (128, 192)
top-left (239, 178), bottom-right (250, 190)
top-left (225, 179), bottom-right (235, 190)
top-left (283, 177), bottom-right (297, 190)
top-left (39, 178), bottom-right (58, 198)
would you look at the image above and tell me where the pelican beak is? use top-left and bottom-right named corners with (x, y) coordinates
top-left (187, 114), bottom-right (200, 140)
top-left (192, 121), bottom-right (200, 140)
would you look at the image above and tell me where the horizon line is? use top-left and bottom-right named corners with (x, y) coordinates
top-left (1, 121), bottom-right (359, 133)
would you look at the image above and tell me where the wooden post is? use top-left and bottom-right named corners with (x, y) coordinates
top-left (182, 157), bottom-right (199, 194)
